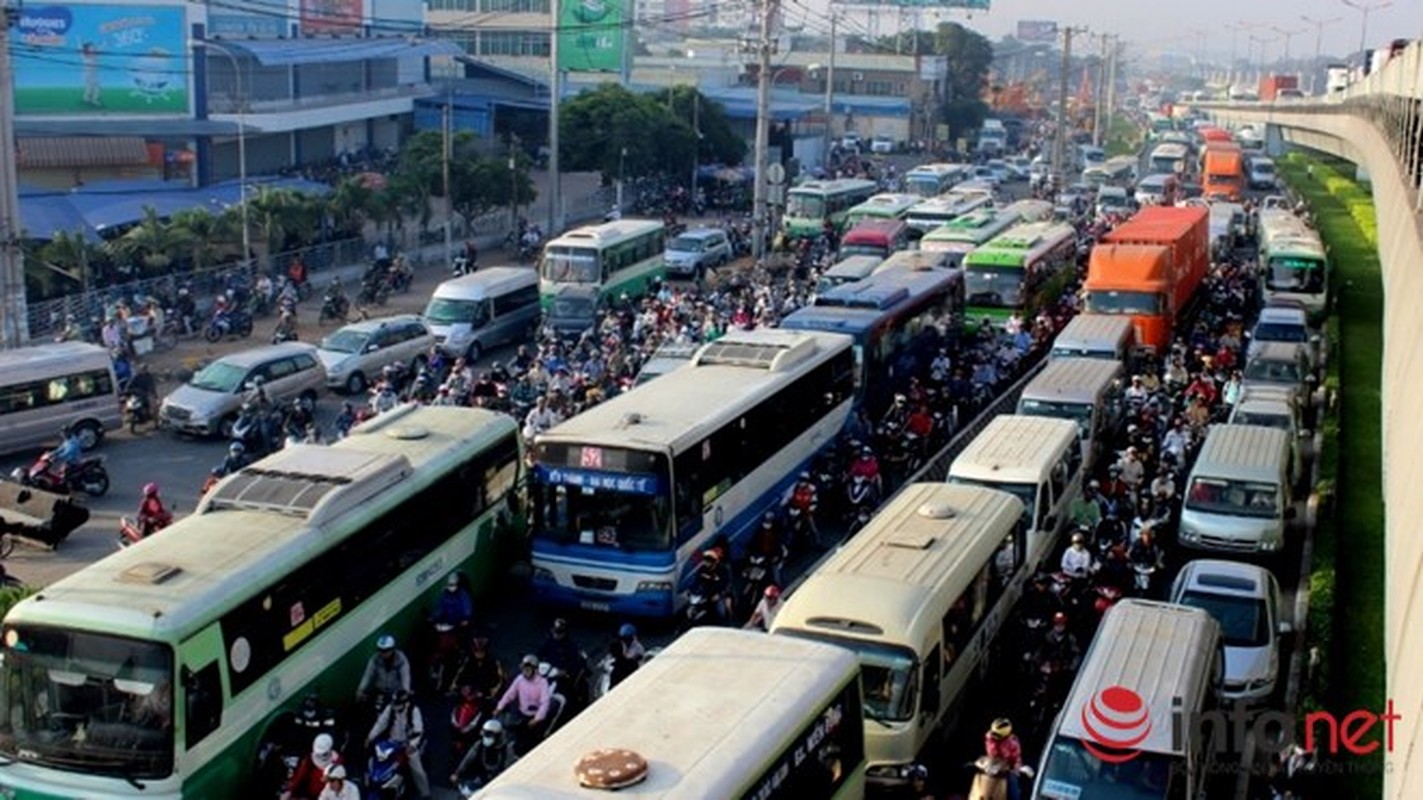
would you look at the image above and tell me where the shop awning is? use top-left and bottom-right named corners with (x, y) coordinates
top-left (207, 36), bottom-right (464, 67)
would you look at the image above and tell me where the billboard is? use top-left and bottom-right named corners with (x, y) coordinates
top-left (556, 0), bottom-right (627, 73)
top-left (301, 0), bottom-right (363, 35)
top-left (1017, 20), bottom-right (1058, 43)
top-left (13, 4), bottom-right (189, 115)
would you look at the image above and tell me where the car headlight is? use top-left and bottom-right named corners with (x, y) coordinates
top-left (1260, 539), bottom-right (1279, 552)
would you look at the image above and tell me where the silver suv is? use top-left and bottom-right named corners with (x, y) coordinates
top-left (160, 343), bottom-right (326, 437)
top-left (317, 314), bottom-right (435, 394)
top-left (665, 229), bottom-right (733, 281)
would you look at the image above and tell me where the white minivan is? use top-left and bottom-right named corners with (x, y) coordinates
top-left (1179, 424), bottom-right (1298, 554)
top-left (948, 415), bottom-right (1083, 573)
top-left (423, 267), bottom-right (540, 361)
top-left (1050, 314), bottom-right (1135, 363)
top-left (1016, 357), bottom-right (1124, 471)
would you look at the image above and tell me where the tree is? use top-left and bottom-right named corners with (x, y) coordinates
top-left (111, 207), bottom-right (186, 275)
top-left (560, 83), bottom-right (743, 184)
top-left (328, 176), bottom-right (376, 238)
top-left (37, 230), bottom-right (100, 290)
top-left (662, 84), bottom-right (746, 169)
top-left (449, 152), bottom-right (537, 231)
top-left (167, 208), bottom-right (224, 272)
top-left (935, 22), bottom-right (994, 138)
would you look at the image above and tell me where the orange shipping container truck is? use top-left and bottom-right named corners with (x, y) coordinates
top-left (1084, 205), bottom-right (1210, 352)
top-left (1201, 143), bottom-right (1245, 201)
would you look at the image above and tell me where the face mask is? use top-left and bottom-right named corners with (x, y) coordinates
top-left (482, 735), bottom-right (497, 746)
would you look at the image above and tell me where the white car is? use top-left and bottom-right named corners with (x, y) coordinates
top-left (985, 159), bottom-right (1014, 183)
top-left (1171, 560), bottom-right (1290, 703)
top-left (317, 314), bottom-right (435, 394)
top-left (841, 133), bottom-right (862, 151)
top-left (870, 136), bottom-right (895, 154)
top-left (968, 165), bottom-right (1001, 189)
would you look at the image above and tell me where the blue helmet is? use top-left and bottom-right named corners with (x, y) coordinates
top-left (618, 623), bottom-right (637, 639)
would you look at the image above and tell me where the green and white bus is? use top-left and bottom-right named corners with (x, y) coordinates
top-left (904, 187), bottom-right (995, 235)
top-left (472, 628), bottom-right (867, 799)
top-left (0, 405), bottom-right (521, 800)
top-left (918, 204), bottom-right (1024, 268)
top-left (539, 219), bottom-right (667, 308)
top-left (904, 163), bottom-right (968, 197)
top-left (783, 179), bottom-right (878, 239)
top-left (844, 193), bottom-right (922, 227)
top-left (1257, 207), bottom-right (1329, 320)
top-left (963, 220), bottom-right (1078, 324)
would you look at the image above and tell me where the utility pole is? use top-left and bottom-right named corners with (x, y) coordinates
top-left (1300, 15), bottom-right (1342, 94)
top-left (750, 0), bottom-right (779, 261)
top-left (548, 9), bottom-right (563, 235)
top-left (690, 88), bottom-right (700, 196)
top-left (442, 95), bottom-right (453, 268)
top-left (0, 4), bottom-right (25, 346)
top-left (1272, 25), bottom-right (1306, 66)
top-left (1341, 0), bottom-right (1393, 72)
top-left (1052, 26), bottom-right (1081, 191)
top-left (1092, 34), bottom-right (1108, 148)
top-left (1104, 40), bottom-right (1120, 148)
top-left (822, 12), bottom-right (837, 168)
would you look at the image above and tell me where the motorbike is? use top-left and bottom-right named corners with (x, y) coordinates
top-left (271, 322), bottom-right (299, 345)
top-left (367, 738), bottom-right (410, 800)
top-left (738, 553), bottom-right (779, 617)
top-left (967, 756), bottom-right (1036, 800)
top-left (682, 590), bottom-right (728, 631)
top-left (845, 474), bottom-right (878, 524)
top-left (452, 255), bottom-right (473, 277)
top-left (117, 509), bottom-right (173, 549)
top-left (123, 392), bottom-right (152, 434)
top-left (203, 309), bottom-right (254, 343)
top-left (15, 453), bottom-right (109, 497)
top-left (319, 287), bottom-right (350, 325)
top-left (1132, 562), bottom-right (1160, 597)
top-left (449, 689), bottom-right (489, 760)
top-left (429, 622), bottom-right (467, 694)
top-left (785, 503), bottom-right (816, 553)
top-left (358, 274), bottom-right (391, 307)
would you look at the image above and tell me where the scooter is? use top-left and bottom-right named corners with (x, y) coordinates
top-left (967, 756), bottom-right (1035, 800)
top-left (15, 453), bottom-right (109, 497)
top-left (367, 738), bottom-right (410, 800)
top-left (203, 309), bottom-right (254, 343)
top-left (319, 286), bottom-right (349, 325)
top-left (123, 392), bottom-right (152, 434)
top-left (117, 511), bottom-right (173, 549)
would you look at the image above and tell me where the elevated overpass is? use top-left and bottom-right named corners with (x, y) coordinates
top-left (1206, 41), bottom-right (1423, 800)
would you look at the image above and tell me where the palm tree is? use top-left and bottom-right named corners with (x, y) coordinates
top-left (248, 187), bottom-right (301, 262)
top-left (167, 208), bottom-right (222, 272)
top-left (328, 176), bottom-right (375, 239)
top-left (110, 207), bottom-right (187, 276)
top-left (39, 230), bottom-right (99, 291)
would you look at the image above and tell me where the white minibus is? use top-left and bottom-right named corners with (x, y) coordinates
top-left (0, 341), bottom-right (121, 455)
top-left (1016, 357), bottom-right (1124, 470)
top-left (1178, 424), bottom-right (1298, 554)
top-left (948, 415), bottom-right (1083, 573)
top-left (771, 483), bottom-right (1026, 789)
top-left (1049, 314), bottom-right (1135, 363)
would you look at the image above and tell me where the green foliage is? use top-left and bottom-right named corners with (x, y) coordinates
top-left (560, 83), bottom-right (743, 184)
top-left (393, 129), bottom-right (538, 231)
top-left (0, 586), bottom-right (35, 621)
top-left (936, 22), bottom-right (994, 137)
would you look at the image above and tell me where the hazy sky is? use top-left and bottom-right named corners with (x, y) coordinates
top-left (826, 0), bottom-right (1420, 61)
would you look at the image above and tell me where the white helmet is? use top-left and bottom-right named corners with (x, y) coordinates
top-left (312, 733), bottom-right (334, 757)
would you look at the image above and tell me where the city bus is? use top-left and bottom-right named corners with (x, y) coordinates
top-left (1257, 208), bottom-right (1330, 320)
top-left (782, 263), bottom-right (964, 415)
top-left (844, 192), bottom-right (922, 227)
top-left (962, 220), bottom-right (1077, 324)
top-left (0, 405), bottom-right (522, 799)
top-left (538, 218), bottom-right (667, 308)
top-left (529, 329), bottom-right (855, 618)
top-left (904, 163), bottom-right (968, 197)
top-left (904, 187), bottom-right (995, 235)
top-left (770, 483), bottom-right (1027, 788)
top-left (1148, 142), bottom-right (1190, 176)
top-left (1081, 155), bottom-right (1137, 188)
top-left (918, 205), bottom-right (1025, 267)
top-left (471, 628), bottom-right (866, 799)
top-left (783, 178), bottom-right (879, 239)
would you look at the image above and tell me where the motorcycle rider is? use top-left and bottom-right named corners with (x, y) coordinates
top-left (879, 394), bottom-right (911, 434)
top-left (464, 635), bottom-right (507, 701)
top-left (450, 718), bottom-right (517, 789)
top-left (45, 425), bottom-right (86, 481)
top-left (369, 381), bottom-right (399, 416)
top-left (745, 514), bottom-right (787, 588)
top-left (1036, 613), bottom-right (1082, 675)
top-left (536, 619), bottom-right (584, 696)
top-left (1059, 532), bottom-right (1095, 579)
top-left (494, 655), bottom-right (552, 754)
top-left (689, 549), bottom-right (734, 625)
top-left (786, 471), bottom-right (820, 543)
top-left (317, 764), bottom-right (359, 800)
top-left (365, 690), bottom-right (429, 799)
top-left (847, 445), bottom-right (883, 497)
top-left (219, 442), bottom-right (250, 477)
top-left (430, 574), bottom-right (474, 690)
top-left (1128, 526), bottom-right (1165, 596)
top-left (745, 585), bottom-right (783, 632)
top-left (356, 635), bottom-right (412, 703)
top-left (906, 763), bottom-right (934, 800)
top-left (274, 310), bottom-right (298, 343)
top-left (281, 733), bottom-right (342, 800)
top-left (136, 483), bottom-right (173, 537)
top-left (608, 624), bottom-right (645, 689)
top-left (984, 718), bottom-right (1025, 800)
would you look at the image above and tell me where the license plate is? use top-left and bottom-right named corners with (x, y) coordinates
top-left (580, 601), bottom-right (610, 612)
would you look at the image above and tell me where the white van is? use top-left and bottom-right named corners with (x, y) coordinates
top-left (1050, 314), bottom-right (1134, 363)
top-left (770, 483), bottom-right (1026, 788)
top-left (0, 342), bottom-right (121, 455)
top-left (817, 254), bottom-right (884, 294)
top-left (1248, 156), bottom-right (1278, 190)
top-left (948, 415), bottom-right (1083, 573)
top-left (1179, 424), bottom-right (1298, 554)
top-left (1033, 599), bottom-right (1225, 800)
top-left (422, 267), bottom-right (540, 360)
top-left (1016, 357), bottom-right (1124, 470)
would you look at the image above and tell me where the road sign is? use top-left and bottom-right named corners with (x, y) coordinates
top-left (766, 163), bottom-right (786, 186)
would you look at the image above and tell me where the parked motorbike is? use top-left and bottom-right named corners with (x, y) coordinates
top-left (203, 309), bottom-right (254, 343)
top-left (14, 453), bottom-right (109, 497)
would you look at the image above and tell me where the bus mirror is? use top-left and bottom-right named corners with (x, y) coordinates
top-left (921, 678), bottom-right (941, 716)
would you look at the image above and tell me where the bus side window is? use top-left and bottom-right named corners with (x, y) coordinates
top-left (183, 662), bottom-right (223, 749)
top-left (1049, 460), bottom-right (1069, 500)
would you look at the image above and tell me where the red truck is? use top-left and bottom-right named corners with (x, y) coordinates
top-left (1259, 74), bottom-right (1300, 102)
top-left (1083, 206), bottom-right (1210, 352)
top-left (1201, 142), bottom-right (1245, 201)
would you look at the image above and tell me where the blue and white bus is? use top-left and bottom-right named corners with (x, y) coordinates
top-left (904, 163), bottom-right (968, 198)
top-left (783, 263), bottom-right (963, 416)
top-left (529, 329), bottom-right (855, 617)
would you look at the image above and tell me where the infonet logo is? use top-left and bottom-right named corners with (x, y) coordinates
top-left (1080, 685), bottom-right (1152, 763)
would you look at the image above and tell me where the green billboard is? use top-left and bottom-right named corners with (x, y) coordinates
top-left (556, 0), bottom-right (626, 73)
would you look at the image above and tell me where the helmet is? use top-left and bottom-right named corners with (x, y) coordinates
top-left (324, 763), bottom-right (347, 781)
top-left (392, 690), bottom-right (411, 706)
top-left (799, 471), bottom-right (811, 481)
top-left (445, 573), bottom-right (460, 591)
top-left (312, 733), bottom-right (334, 757)
top-left (907, 764), bottom-right (929, 781)
top-left (764, 585), bottom-right (781, 600)
top-left (482, 718), bottom-right (504, 737)
top-left (990, 718), bottom-right (1013, 738)
top-left (552, 618), bottom-right (569, 635)
top-left (521, 654), bottom-right (539, 669)
top-left (619, 623), bottom-right (637, 639)
top-left (300, 692), bottom-right (320, 719)
top-left (1053, 612), bottom-right (1068, 627)
top-left (376, 634), bottom-right (396, 651)
top-left (142, 482), bottom-right (159, 496)
top-left (701, 549), bottom-right (720, 564)
top-left (1071, 532), bottom-right (1084, 545)
top-left (229, 442), bottom-right (245, 456)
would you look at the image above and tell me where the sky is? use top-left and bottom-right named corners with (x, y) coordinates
top-left (816, 0), bottom-right (1420, 62)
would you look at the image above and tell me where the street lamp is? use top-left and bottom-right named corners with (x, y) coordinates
top-left (1340, 0), bottom-right (1393, 71)
top-left (1271, 25), bottom-right (1306, 65)
top-left (1300, 15), bottom-right (1343, 93)
top-left (206, 40), bottom-right (250, 270)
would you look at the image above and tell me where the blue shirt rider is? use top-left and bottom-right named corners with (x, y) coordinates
top-left (431, 574), bottom-right (474, 629)
top-left (51, 427), bottom-right (84, 468)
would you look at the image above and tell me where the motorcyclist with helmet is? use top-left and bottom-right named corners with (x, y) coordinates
top-left (281, 733), bottom-right (342, 800)
top-left (317, 764), bottom-right (358, 800)
top-left (136, 482), bottom-right (173, 537)
top-left (608, 624), bottom-right (645, 689)
top-left (366, 690), bottom-right (429, 798)
top-left (429, 574), bottom-right (474, 691)
top-left (983, 718), bottom-right (1025, 800)
top-left (688, 549), bottom-right (734, 625)
top-left (846, 444), bottom-right (883, 497)
top-left (785, 471), bottom-right (820, 544)
top-left (45, 425), bottom-right (85, 481)
top-left (1128, 525), bottom-right (1165, 597)
top-left (1059, 532), bottom-right (1095, 579)
top-left (1035, 612), bottom-right (1082, 676)
top-left (494, 655), bottom-right (552, 754)
top-left (356, 634), bottom-right (412, 703)
top-left (745, 585), bottom-right (783, 632)
top-left (450, 718), bottom-right (518, 790)
top-left (536, 619), bottom-right (585, 703)
top-left (745, 513), bottom-right (788, 589)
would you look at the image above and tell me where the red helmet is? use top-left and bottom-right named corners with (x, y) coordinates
top-left (764, 585), bottom-right (781, 600)
top-left (1053, 611), bottom-right (1068, 627)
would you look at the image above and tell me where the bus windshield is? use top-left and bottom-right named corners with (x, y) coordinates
top-left (0, 626), bottom-right (174, 779)
top-left (1038, 738), bottom-right (1181, 800)
top-left (1266, 257), bottom-right (1325, 293)
top-left (782, 632), bottom-right (919, 722)
top-left (1086, 291), bottom-right (1166, 315)
top-left (1185, 478), bottom-right (1280, 518)
top-left (906, 176), bottom-right (942, 196)
top-left (953, 478), bottom-right (1037, 525)
top-left (787, 193), bottom-right (826, 219)
top-left (542, 247), bottom-right (600, 284)
top-left (532, 479), bottom-right (673, 552)
top-left (965, 268), bottom-right (1026, 308)
top-left (1019, 399), bottom-right (1093, 435)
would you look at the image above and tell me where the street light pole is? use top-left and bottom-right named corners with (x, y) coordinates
top-left (442, 92), bottom-right (453, 268)
top-left (822, 12), bottom-right (837, 170)
top-left (1051, 26), bottom-right (1083, 190)
top-left (208, 41), bottom-right (251, 271)
top-left (1341, 0), bottom-right (1393, 71)
top-left (0, 7), bottom-right (27, 346)
top-left (1272, 25), bottom-right (1306, 65)
top-left (751, 0), bottom-right (780, 261)
top-left (1300, 15), bottom-right (1343, 93)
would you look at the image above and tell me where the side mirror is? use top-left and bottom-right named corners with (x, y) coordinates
top-left (364, 343), bottom-right (380, 353)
